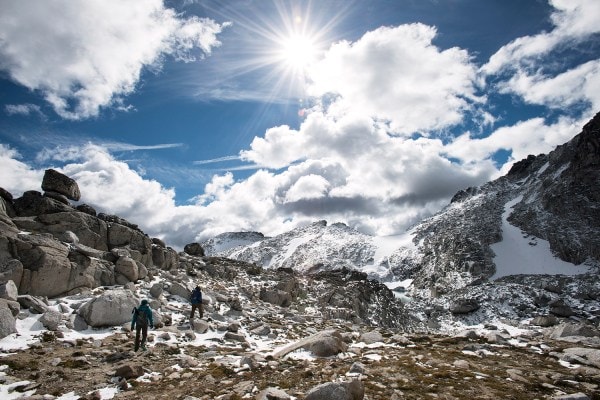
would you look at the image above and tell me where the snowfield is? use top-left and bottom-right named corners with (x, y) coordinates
top-left (491, 196), bottom-right (590, 280)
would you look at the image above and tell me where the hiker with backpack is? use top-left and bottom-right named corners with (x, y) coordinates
top-left (190, 285), bottom-right (203, 319)
top-left (131, 299), bottom-right (154, 351)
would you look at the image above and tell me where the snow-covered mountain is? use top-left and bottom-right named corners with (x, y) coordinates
top-left (202, 221), bottom-right (417, 279)
top-left (204, 112), bottom-right (600, 294)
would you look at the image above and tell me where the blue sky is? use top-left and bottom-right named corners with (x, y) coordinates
top-left (1, 0), bottom-right (599, 249)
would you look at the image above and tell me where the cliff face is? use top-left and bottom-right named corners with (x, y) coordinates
top-left (509, 112), bottom-right (600, 264)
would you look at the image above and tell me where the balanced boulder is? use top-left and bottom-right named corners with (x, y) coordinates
top-left (41, 169), bottom-right (81, 201)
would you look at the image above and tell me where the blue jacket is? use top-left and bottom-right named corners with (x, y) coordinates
top-left (131, 303), bottom-right (153, 329)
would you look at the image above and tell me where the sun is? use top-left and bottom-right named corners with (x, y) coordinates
top-left (278, 33), bottom-right (317, 70)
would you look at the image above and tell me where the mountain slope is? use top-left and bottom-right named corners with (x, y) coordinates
top-left (206, 112), bottom-right (600, 294)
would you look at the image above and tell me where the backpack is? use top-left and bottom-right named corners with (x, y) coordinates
top-left (132, 307), bottom-right (148, 327)
top-left (191, 288), bottom-right (202, 303)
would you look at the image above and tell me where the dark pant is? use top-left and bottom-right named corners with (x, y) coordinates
top-left (135, 324), bottom-right (148, 351)
top-left (191, 303), bottom-right (203, 319)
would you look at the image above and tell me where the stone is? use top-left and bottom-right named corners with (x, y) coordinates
top-left (152, 246), bottom-right (179, 270)
top-left (78, 289), bottom-right (138, 327)
top-left (184, 243), bottom-right (204, 257)
top-left (13, 190), bottom-right (73, 216)
top-left (149, 283), bottom-right (164, 298)
top-left (115, 256), bottom-right (139, 282)
top-left (106, 223), bottom-right (153, 267)
top-left (551, 305), bottom-right (575, 317)
top-left (114, 364), bottom-right (145, 379)
top-left (561, 348), bottom-right (600, 369)
top-left (0, 280), bottom-right (18, 301)
top-left (0, 300), bottom-right (17, 339)
top-left (36, 212), bottom-right (109, 251)
top-left (168, 282), bottom-right (192, 300)
top-left (43, 191), bottom-right (70, 205)
top-left (192, 319), bottom-right (209, 334)
top-left (348, 362), bottom-right (366, 375)
top-left (72, 314), bottom-right (88, 331)
top-left (0, 299), bottom-right (20, 317)
top-left (0, 187), bottom-right (13, 203)
top-left (260, 287), bottom-right (292, 307)
top-left (41, 169), bottom-right (81, 201)
top-left (255, 387), bottom-right (290, 400)
top-left (304, 380), bottom-right (364, 400)
top-left (449, 298), bottom-right (480, 314)
top-left (273, 330), bottom-right (347, 358)
top-left (137, 262), bottom-right (148, 280)
top-left (250, 325), bottom-right (271, 336)
top-left (359, 330), bottom-right (384, 344)
top-left (17, 295), bottom-right (48, 314)
top-left (0, 259), bottom-right (23, 289)
top-left (39, 310), bottom-right (62, 331)
top-left (76, 203), bottom-right (97, 216)
top-left (551, 323), bottom-right (599, 339)
top-left (15, 233), bottom-right (73, 297)
top-left (224, 332), bottom-right (246, 342)
top-left (551, 393), bottom-right (590, 400)
top-left (531, 315), bottom-right (559, 327)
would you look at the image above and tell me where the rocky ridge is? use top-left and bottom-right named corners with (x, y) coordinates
top-left (206, 113), bottom-right (600, 294)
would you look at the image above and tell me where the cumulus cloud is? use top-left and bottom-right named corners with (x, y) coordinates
top-left (305, 24), bottom-right (480, 135)
top-left (0, 0), bottom-right (227, 119)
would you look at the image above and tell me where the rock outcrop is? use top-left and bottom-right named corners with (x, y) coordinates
top-left (0, 169), bottom-right (181, 298)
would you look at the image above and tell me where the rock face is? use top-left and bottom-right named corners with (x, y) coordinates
top-left (41, 169), bottom-right (81, 201)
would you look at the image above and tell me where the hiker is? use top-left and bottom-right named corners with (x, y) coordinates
top-left (131, 299), bottom-right (154, 351)
top-left (190, 285), bottom-right (203, 319)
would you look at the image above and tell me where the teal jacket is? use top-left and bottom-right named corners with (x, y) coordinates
top-left (131, 303), bottom-right (154, 329)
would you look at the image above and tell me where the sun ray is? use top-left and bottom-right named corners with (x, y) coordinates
top-left (191, 0), bottom-right (351, 102)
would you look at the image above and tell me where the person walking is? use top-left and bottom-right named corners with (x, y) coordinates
top-left (131, 299), bottom-right (153, 351)
top-left (190, 285), bottom-right (203, 319)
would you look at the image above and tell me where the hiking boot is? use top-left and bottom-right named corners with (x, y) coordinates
top-left (141, 345), bottom-right (147, 351)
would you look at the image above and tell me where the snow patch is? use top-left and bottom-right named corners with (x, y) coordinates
top-left (491, 196), bottom-right (590, 280)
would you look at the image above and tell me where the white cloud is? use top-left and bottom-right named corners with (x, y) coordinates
top-left (4, 103), bottom-right (45, 118)
top-left (0, 0), bottom-right (227, 119)
top-left (0, 145), bottom-right (44, 195)
top-left (284, 174), bottom-right (330, 203)
top-left (483, 0), bottom-right (600, 75)
top-left (499, 60), bottom-right (600, 111)
top-left (445, 116), bottom-right (585, 175)
top-left (305, 24), bottom-right (480, 135)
